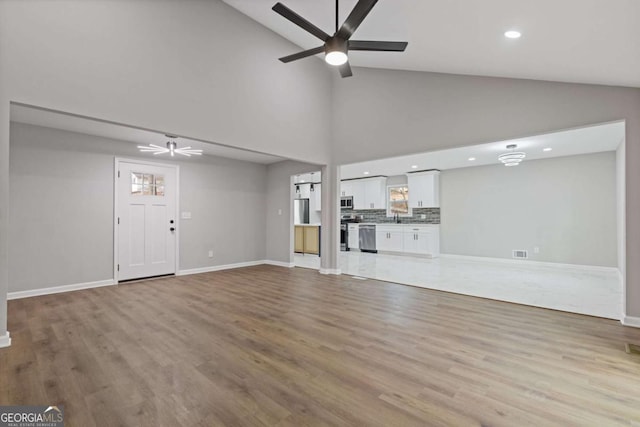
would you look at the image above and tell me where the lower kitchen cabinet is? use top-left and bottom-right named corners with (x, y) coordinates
top-left (376, 226), bottom-right (404, 252)
top-left (294, 225), bottom-right (321, 255)
top-left (304, 226), bottom-right (320, 254)
top-left (294, 226), bottom-right (305, 253)
top-left (348, 224), bottom-right (359, 249)
top-left (367, 224), bottom-right (440, 257)
top-left (403, 226), bottom-right (439, 257)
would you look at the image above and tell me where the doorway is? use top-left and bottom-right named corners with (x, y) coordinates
top-left (292, 171), bottom-right (322, 270)
top-left (115, 159), bottom-right (179, 281)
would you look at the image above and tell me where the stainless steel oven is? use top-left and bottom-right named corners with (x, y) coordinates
top-left (340, 196), bottom-right (353, 210)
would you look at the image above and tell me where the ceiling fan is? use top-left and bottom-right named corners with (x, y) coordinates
top-left (273, 0), bottom-right (408, 78)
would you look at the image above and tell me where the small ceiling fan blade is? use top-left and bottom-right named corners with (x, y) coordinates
top-left (349, 40), bottom-right (408, 52)
top-left (279, 46), bottom-right (325, 63)
top-left (339, 61), bottom-right (353, 78)
top-left (272, 3), bottom-right (330, 41)
top-left (336, 0), bottom-right (378, 40)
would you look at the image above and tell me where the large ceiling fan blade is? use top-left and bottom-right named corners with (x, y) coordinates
top-left (336, 0), bottom-right (379, 40)
top-left (349, 40), bottom-right (408, 52)
top-left (272, 3), bottom-right (330, 41)
top-left (279, 46), bottom-right (325, 63)
top-left (339, 61), bottom-right (353, 78)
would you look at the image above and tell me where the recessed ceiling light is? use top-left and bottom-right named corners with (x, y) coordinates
top-left (411, 165), bottom-right (418, 169)
top-left (504, 30), bottom-right (521, 39)
top-left (543, 147), bottom-right (552, 152)
top-left (300, 180), bottom-right (305, 183)
top-left (468, 157), bottom-right (476, 161)
top-left (363, 171), bottom-right (370, 175)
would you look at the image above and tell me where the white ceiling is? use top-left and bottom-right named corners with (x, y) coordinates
top-left (223, 0), bottom-right (640, 87)
top-left (340, 121), bottom-right (625, 179)
top-left (10, 105), bottom-right (285, 164)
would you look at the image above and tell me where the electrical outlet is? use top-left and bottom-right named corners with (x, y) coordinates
top-left (534, 247), bottom-right (540, 254)
top-left (420, 214), bottom-right (426, 219)
top-left (278, 209), bottom-right (282, 216)
top-left (208, 250), bottom-right (213, 258)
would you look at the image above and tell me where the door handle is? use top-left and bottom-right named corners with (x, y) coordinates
top-left (170, 227), bottom-right (176, 232)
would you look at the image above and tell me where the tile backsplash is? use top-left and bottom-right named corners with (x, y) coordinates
top-left (347, 208), bottom-right (440, 224)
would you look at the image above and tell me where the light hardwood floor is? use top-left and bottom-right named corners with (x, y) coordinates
top-left (1, 265), bottom-right (640, 426)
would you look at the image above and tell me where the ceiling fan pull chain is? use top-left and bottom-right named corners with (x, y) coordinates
top-left (336, 0), bottom-right (339, 33)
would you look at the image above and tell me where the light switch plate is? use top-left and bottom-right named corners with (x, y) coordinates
top-left (181, 212), bottom-right (192, 220)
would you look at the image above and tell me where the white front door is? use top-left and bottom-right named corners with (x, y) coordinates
top-left (117, 160), bottom-right (178, 281)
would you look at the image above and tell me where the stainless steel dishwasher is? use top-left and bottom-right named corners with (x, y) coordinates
top-left (359, 224), bottom-right (377, 253)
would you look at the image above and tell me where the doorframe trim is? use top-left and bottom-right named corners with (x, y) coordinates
top-left (113, 157), bottom-right (180, 282)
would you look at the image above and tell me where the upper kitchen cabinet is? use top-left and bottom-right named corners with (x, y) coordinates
top-left (351, 177), bottom-right (387, 210)
top-left (407, 171), bottom-right (440, 208)
top-left (340, 181), bottom-right (353, 197)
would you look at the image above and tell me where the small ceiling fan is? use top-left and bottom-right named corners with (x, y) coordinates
top-left (273, 0), bottom-right (408, 78)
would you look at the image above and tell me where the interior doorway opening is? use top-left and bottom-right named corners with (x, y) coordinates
top-left (292, 171), bottom-right (322, 270)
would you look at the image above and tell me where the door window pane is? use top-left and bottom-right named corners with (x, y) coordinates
top-left (131, 172), bottom-right (165, 196)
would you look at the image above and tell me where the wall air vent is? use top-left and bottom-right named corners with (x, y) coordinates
top-left (512, 250), bottom-right (528, 259)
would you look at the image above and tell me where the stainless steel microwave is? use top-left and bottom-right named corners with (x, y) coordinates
top-left (340, 196), bottom-right (353, 209)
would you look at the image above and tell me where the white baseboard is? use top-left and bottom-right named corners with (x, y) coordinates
top-left (264, 260), bottom-right (295, 268)
top-left (177, 260), bottom-right (264, 276)
top-left (439, 253), bottom-right (619, 273)
top-left (621, 316), bottom-right (640, 328)
top-left (0, 331), bottom-right (10, 348)
top-left (7, 279), bottom-right (116, 300)
top-left (6, 259), bottom-right (310, 301)
top-left (320, 268), bottom-right (342, 275)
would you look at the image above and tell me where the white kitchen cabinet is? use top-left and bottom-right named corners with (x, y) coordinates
top-left (349, 177), bottom-right (386, 210)
top-left (310, 183), bottom-right (321, 211)
top-left (364, 178), bottom-right (387, 209)
top-left (403, 225), bottom-right (440, 258)
top-left (352, 181), bottom-right (366, 209)
top-left (407, 171), bottom-right (440, 208)
top-left (340, 181), bottom-right (353, 197)
top-left (376, 225), bottom-right (404, 252)
top-left (348, 224), bottom-right (359, 249)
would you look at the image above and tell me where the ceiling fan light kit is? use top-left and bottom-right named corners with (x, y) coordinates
top-left (273, 0), bottom-right (408, 78)
top-left (325, 37), bottom-right (348, 65)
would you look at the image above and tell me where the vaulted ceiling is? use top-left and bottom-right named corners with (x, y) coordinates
top-left (224, 0), bottom-right (640, 87)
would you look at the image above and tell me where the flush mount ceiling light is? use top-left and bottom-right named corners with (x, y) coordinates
top-left (504, 30), bottom-right (522, 39)
top-left (411, 165), bottom-right (418, 169)
top-left (468, 157), bottom-right (476, 161)
top-left (272, 0), bottom-right (408, 78)
top-left (138, 135), bottom-right (203, 157)
top-left (363, 171), bottom-right (370, 175)
top-left (498, 144), bottom-right (526, 167)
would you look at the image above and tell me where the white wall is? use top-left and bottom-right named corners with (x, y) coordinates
top-left (440, 152), bottom-right (617, 266)
top-left (9, 122), bottom-right (268, 292)
top-left (0, 0), bottom-right (332, 164)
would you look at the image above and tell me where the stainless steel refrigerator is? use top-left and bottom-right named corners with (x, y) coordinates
top-left (294, 198), bottom-right (310, 225)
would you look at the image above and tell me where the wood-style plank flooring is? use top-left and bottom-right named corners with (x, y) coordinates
top-left (1, 265), bottom-right (640, 426)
